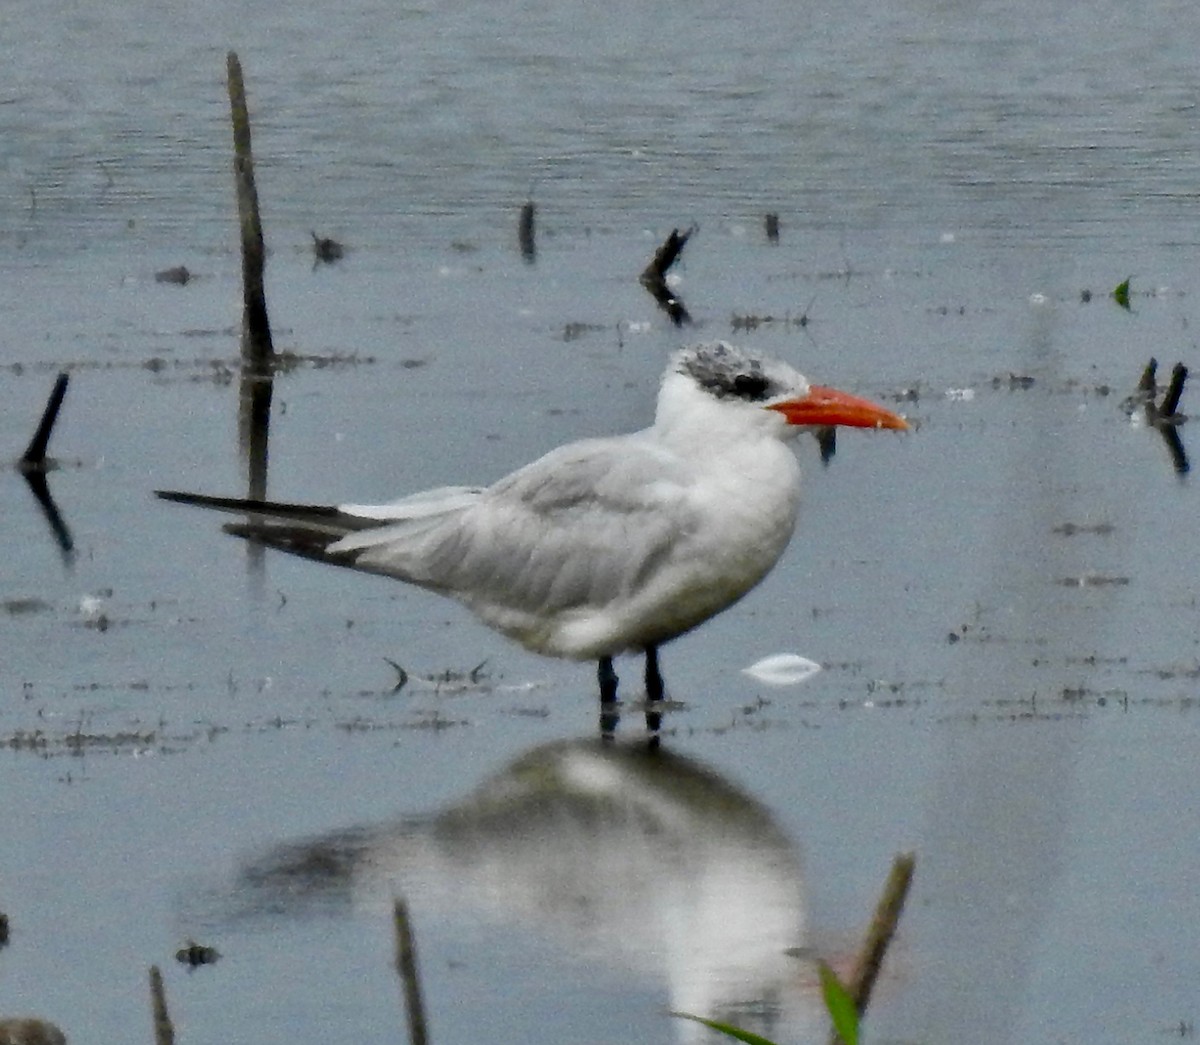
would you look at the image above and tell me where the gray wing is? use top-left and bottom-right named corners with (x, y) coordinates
top-left (334, 435), bottom-right (700, 616)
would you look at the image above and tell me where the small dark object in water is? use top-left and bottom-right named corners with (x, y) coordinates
top-left (518, 199), bottom-right (536, 262)
top-left (312, 232), bottom-right (345, 263)
top-left (175, 939), bottom-right (221, 968)
top-left (991, 372), bottom-right (1035, 391)
top-left (764, 212), bottom-right (780, 242)
top-left (385, 658), bottom-right (409, 693)
top-left (816, 426), bottom-right (837, 465)
top-left (0, 911), bottom-right (8, 946)
top-left (155, 265), bottom-right (192, 285)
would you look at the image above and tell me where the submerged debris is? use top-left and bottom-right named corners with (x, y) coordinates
top-left (730, 308), bottom-right (815, 333)
top-left (154, 265), bottom-right (192, 285)
top-left (384, 659), bottom-right (491, 695)
top-left (1052, 521), bottom-right (1115, 537)
top-left (1056, 574), bottom-right (1130, 588)
top-left (561, 321), bottom-right (607, 343)
top-left (176, 940), bottom-right (221, 969)
top-left (991, 373), bottom-right (1035, 391)
top-left (311, 232), bottom-right (345, 263)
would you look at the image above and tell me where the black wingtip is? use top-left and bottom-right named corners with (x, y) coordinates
top-left (155, 489), bottom-right (346, 521)
top-left (156, 489), bottom-right (250, 510)
top-left (155, 489), bottom-right (284, 514)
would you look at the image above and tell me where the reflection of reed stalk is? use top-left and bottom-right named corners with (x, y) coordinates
top-left (149, 965), bottom-right (176, 1045)
top-left (393, 898), bottom-right (430, 1045)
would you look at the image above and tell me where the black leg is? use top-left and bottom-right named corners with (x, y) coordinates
top-left (644, 645), bottom-right (664, 734)
top-left (598, 657), bottom-right (619, 737)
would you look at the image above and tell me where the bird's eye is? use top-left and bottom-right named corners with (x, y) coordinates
top-left (732, 373), bottom-right (770, 400)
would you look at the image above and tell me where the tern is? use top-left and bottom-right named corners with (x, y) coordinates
top-left (158, 342), bottom-right (907, 726)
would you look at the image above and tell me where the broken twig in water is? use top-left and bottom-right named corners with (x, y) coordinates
top-left (640, 225), bottom-right (694, 286)
top-left (19, 372), bottom-right (69, 471)
top-left (1126, 358), bottom-right (1190, 474)
top-left (827, 851), bottom-right (915, 1045)
top-left (393, 898), bottom-right (430, 1045)
top-left (640, 226), bottom-right (696, 326)
top-left (1137, 357), bottom-right (1158, 398)
top-left (17, 372), bottom-right (76, 560)
top-left (1161, 362), bottom-right (1188, 418)
top-left (148, 965), bottom-right (176, 1045)
top-left (227, 51), bottom-right (274, 365)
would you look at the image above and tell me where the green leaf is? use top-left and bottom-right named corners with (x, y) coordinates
top-left (1112, 277), bottom-right (1132, 311)
top-left (669, 1012), bottom-right (780, 1045)
top-left (818, 961), bottom-right (860, 1045)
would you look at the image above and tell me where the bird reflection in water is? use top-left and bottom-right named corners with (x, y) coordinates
top-left (222, 739), bottom-right (826, 1044)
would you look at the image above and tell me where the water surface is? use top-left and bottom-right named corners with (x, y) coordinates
top-left (3, 0), bottom-right (1200, 1042)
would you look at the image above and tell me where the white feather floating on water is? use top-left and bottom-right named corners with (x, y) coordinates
top-left (741, 653), bottom-right (822, 686)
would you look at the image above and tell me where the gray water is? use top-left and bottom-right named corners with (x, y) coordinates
top-left (3, 0), bottom-right (1200, 1042)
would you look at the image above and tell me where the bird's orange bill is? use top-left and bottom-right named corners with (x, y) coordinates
top-left (768, 386), bottom-right (909, 430)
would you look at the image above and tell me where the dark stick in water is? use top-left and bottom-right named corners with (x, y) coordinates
top-left (519, 199), bottom-right (536, 262)
top-left (227, 51), bottom-right (274, 365)
top-left (19, 372), bottom-right (69, 470)
top-left (640, 226), bottom-right (696, 326)
top-left (1160, 362), bottom-right (1188, 418)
